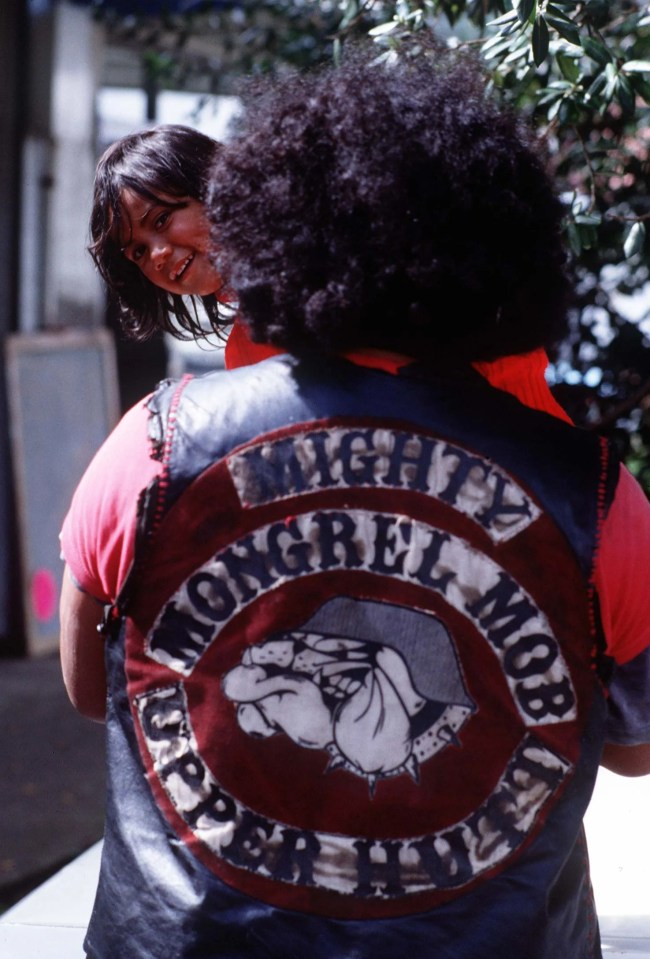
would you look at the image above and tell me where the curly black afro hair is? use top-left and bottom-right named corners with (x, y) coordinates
top-left (207, 43), bottom-right (570, 363)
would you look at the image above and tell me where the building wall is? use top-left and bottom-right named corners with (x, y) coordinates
top-left (21, 0), bottom-right (104, 333)
top-left (0, 0), bottom-right (27, 647)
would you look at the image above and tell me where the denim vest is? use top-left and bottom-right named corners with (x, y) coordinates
top-left (85, 354), bottom-right (617, 959)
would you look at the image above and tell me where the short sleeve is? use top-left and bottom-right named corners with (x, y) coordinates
top-left (594, 466), bottom-right (650, 665)
top-left (593, 466), bottom-right (650, 744)
top-left (59, 397), bottom-right (160, 604)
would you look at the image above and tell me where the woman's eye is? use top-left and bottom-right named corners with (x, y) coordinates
top-left (132, 246), bottom-right (145, 262)
top-left (155, 210), bottom-right (170, 229)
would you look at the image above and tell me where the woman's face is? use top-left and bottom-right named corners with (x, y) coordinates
top-left (118, 189), bottom-right (222, 297)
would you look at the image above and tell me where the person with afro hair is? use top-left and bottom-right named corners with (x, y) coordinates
top-left (60, 42), bottom-right (650, 959)
top-left (208, 45), bottom-right (569, 363)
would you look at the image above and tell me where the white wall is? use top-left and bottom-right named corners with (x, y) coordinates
top-left (20, 1), bottom-right (105, 332)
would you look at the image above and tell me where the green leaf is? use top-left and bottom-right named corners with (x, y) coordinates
top-left (545, 3), bottom-right (576, 22)
top-left (556, 51), bottom-right (580, 82)
top-left (558, 98), bottom-right (581, 123)
top-left (368, 21), bottom-right (399, 37)
top-left (585, 71), bottom-right (608, 105)
top-left (582, 36), bottom-right (613, 66)
top-left (546, 14), bottom-right (581, 46)
top-left (578, 224), bottom-right (597, 250)
top-left (504, 41), bottom-right (532, 65)
top-left (602, 62), bottom-right (619, 104)
top-left (624, 222), bottom-right (646, 259)
top-left (532, 15), bottom-right (550, 66)
top-left (516, 0), bottom-right (537, 26)
top-left (616, 75), bottom-right (636, 115)
top-left (486, 9), bottom-right (520, 27)
top-left (339, 0), bottom-right (359, 29)
top-left (537, 88), bottom-right (565, 106)
top-left (537, 79), bottom-right (573, 101)
top-left (483, 32), bottom-right (519, 55)
top-left (574, 212), bottom-right (602, 226)
top-left (566, 221), bottom-right (583, 255)
top-left (630, 74), bottom-right (650, 104)
top-left (546, 3), bottom-right (581, 41)
top-left (623, 61), bottom-right (650, 74)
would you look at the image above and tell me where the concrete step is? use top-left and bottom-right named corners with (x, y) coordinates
top-left (0, 842), bottom-right (100, 959)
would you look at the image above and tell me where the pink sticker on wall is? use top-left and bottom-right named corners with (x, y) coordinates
top-left (31, 568), bottom-right (58, 622)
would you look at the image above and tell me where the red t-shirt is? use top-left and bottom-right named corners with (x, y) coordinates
top-left (60, 343), bottom-right (650, 665)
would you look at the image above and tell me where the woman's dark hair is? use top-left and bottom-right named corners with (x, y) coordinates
top-left (90, 124), bottom-right (230, 340)
top-left (207, 44), bottom-right (571, 362)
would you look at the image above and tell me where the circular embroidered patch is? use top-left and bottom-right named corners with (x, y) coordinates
top-left (125, 420), bottom-right (594, 918)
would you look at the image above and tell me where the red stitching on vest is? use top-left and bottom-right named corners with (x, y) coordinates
top-left (151, 375), bottom-right (193, 535)
top-left (587, 436), bottom-right (609, 683)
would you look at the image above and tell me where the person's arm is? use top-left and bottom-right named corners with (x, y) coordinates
top-left (59, 564), bottom-right (107, 722)
top-left (59, 398), bottom-right (161, 722)
top-left (600, 742), bottom-right (650, 777)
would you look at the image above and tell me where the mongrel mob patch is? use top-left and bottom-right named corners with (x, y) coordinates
top-left (130, 422), bottom-right (581, 916)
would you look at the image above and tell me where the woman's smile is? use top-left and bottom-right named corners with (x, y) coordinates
top-left (118, 189), bottom-right (222, 297)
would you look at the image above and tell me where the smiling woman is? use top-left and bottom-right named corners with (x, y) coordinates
top-left (118, 191), bottom-right (220, 298)
top-left (89, 124), bottom-right (231, 340)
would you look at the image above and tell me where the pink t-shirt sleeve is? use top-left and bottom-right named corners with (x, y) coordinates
top-left (60, 397), bottom-right (161, 604)
top-left (595, 465), bottom-right (650, 664)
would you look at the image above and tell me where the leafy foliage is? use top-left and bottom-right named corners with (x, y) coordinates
top-left (93, 0), bottom-right (650, 489)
